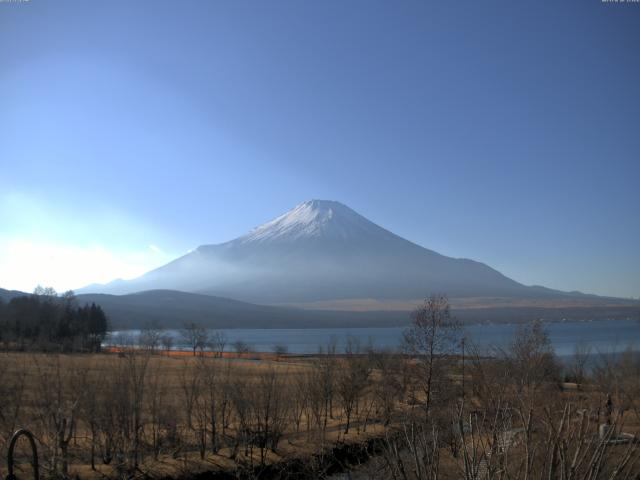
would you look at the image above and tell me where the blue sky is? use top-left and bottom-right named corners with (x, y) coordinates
top-left (0, 0), bottom-right (638, 297)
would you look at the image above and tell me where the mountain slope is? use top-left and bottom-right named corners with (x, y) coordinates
top-left (0, 287), bottom-right (29, 303)
top-left (80, 200), bottom-right (587, 304)
top-left (76, 290), bottom-right (409, 329)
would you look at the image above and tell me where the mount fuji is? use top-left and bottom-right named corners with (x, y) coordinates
top-left (81, 200), bottom-right (585, 305)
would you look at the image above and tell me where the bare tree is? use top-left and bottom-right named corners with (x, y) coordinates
top-left (228, 371), bottom-right (251, 459)
top-left (211, 330), bottom-right (227, 357)
top-left (78, 360), bottom-right (103, 470)
top-left (593, 344), bottom-right (640, 423)
top-left (290, 371), bottom-right (310, 433)
top-left (33, 285), bottom-right (58, 298)
top-left (249, 367), bottom-right (290, 464)
top-left (308, 340), bottom-right (338, 438)
top-left (336, 337), bottom-right (371, 434)
top-left (145, 360), bottom-right (169, 459)
top-left (233, 339), bottom-right (250, 355)
top-left (139, 321), bottom-right (162, 353)
top-left (160, 334), bottom-right (174, 354)
top-left (179, 358), bottom-right (206, 457)
top-left (403, 294), bottom-right (461, 418)
top-left (32, 355), bottom-right (83, 477)
top-left (181, 322), bottom-right (209, 356)
top-left (272, 343), bottom-right (288, 356)
top-left (124, 351), bottom-right (151, 469)
top-left (197, 356), bottom-right (223, 454)
top-left (371, 349), bottom-right (405, 426)
top-left (504, 320), bottom-right (560, 406)
top-left (569, 340), bottom-right (592, 386)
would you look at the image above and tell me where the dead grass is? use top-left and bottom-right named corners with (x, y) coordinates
top-left (1, 351), bottom-right (380, 480)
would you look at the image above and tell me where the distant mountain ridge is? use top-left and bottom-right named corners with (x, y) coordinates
top-left (78, 200), bottom-right (610, 305)
top-left (3, 287), bottom-right (638, 330)
top-left (0, 288), bottom-right (28, 303)
top-left (73, 289), bottom-right (409, 329)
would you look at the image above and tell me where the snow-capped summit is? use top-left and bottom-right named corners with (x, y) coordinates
top-left (237, 200), bottom-right (395, 244)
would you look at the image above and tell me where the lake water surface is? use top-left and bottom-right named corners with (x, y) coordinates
top-left (110, 318), bottom-right (640, 357)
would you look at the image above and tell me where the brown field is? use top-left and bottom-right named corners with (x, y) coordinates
top-left (1, 316), bottom-right (639, 480)
top-left (0, 350), bottom-right (391, 480)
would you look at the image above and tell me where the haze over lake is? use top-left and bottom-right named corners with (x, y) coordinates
top-left (110, 318), bottom-right (640, 357)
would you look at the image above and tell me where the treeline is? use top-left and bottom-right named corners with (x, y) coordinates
top-left (0, 286), bottom-right (108, 352)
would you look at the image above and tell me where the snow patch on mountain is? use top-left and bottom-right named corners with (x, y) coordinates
top-left (236, 199), bottom-right (397, 244)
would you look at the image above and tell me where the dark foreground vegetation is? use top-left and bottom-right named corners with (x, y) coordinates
top-left (0, 287), bottom-right (108, 352)
top-left (0, 295), bottom-right (638, 479)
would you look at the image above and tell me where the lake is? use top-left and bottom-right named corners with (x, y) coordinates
top-left (109, 318), bottom-right (640, 357)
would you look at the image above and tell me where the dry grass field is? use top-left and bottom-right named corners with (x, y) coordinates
top-left (1, 307), bottom-right (639, 479)
top-left (0, 350), bottom-right (392, 479)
